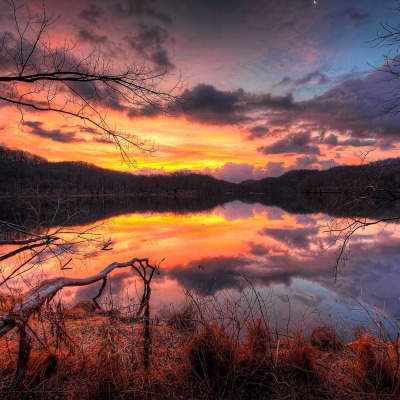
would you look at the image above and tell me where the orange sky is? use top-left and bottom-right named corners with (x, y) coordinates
top-left (2, 103), bottom-right (398, 183)
top-left (1, 0), bottom-right (399, 183)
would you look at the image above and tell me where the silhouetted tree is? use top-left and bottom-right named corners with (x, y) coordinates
top-left (373, 10), bottom-right (400, 114)
top-left (0, 0), bottom-right (184, 166)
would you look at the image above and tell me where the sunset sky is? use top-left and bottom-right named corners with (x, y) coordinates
top-left (1, 0), bottom-right (400, 182)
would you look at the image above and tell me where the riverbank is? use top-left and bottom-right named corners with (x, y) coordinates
top-left (0, 300), bottom-right (399, 399)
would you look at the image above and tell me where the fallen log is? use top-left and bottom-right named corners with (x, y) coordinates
top-left (0, 257), bottom-right (154, 337)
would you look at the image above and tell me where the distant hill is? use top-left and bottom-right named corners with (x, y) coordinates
top-left (1, 146), bottom-right (399, 197)
top-left (238, 159), bottom-right (400, 195)
top-left (0, 146), bottom-right (235, 197)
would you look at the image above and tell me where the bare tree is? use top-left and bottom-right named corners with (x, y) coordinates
top-left (0, 0), bottom-right (185, 273)
top-left (373, 10), bottom-right (400, 115)
top-left (325, 155), bottom-right (400, 281)
top-left (322, 11), bottom-right (400, 279)
top-left (0, 0), bottom-right (172, 301)
top-left (0, 0), bottom-right (185, 167)
top-left (0, 257), bottom-right (158, 387)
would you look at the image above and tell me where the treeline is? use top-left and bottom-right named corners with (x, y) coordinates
top-left (2, 145), bottom-right (400, 199)
top-left (240, 159), bottom-right (400, 195)
top-left (0, 146), bottom-right (233, 197)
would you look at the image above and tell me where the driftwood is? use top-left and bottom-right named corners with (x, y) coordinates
top-left (0, 257), bottom-right (155, 337)
top-left (0, 257), bottom-right (158, 387)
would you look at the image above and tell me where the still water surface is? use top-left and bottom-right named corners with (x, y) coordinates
top-left (5, 198), bottom-right (400, 332)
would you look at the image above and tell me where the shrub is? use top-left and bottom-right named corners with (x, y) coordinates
top-left (187, 324), bottom-right (237, 396)
top-left (246, 318), bottom-right (271, 360)
top-left (311, 326), bottom-right (343, 352)
top-left (167, 305), bottom-right (197, 333)
top-left (352, 333), bottom-right (399, 394)
top-left (284, 332), bottom-right (316, 380)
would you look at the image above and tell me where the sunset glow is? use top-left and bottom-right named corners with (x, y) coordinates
top-left (1, 0), bottom-right (399, 182)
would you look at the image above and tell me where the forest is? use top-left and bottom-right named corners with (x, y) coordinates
top-left (2, 145), bottom-right (400, 198)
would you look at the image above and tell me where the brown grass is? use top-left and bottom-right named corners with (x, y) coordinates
top-left (1, 298), bottom-right (400, 399)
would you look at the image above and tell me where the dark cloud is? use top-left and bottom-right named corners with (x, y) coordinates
top-left (23, 121), bottom-right (83, 143)
top-left (259, 227), bottom-right (319, 249)
top-left (182, 85), bottom-right (252, 125)
top-left (183, 62), bottom-right (400, 152)
top-left (293, 155), bottom-right (318, 169)
top-left (125, 23), bottom-right (174, 68)
top-left (211, 65), bottom-right (400, 153)
top-left (127, 63), bottom-right (400, 156)
top-left (248, 242), bottom-right (270, 256)
top-left (316, 132), bottom-right (376, 148)
top-left (245, 125), bottom-right (270, 141)
top-left (178, 84), bottom-right (295, 126)
top-left (257, 132), bottom-right (321, 156)
top-left (317, 132), bottom-right (339, 147)
top-left (79, 4), bottom-right (102, 24)
top-left (339, 138), bottom-right (376, 147)
top-left (78, 28), bottom-right (108, 44)
top-left (113, 0), bottom-right (172, 25)
top-left (347, 8), bottom-right (370, 22)
top-left (276, 76), bottom-right (292, 87)
top-left (277, 70), bottom-right (329, 88)
top-left (296, 70), bottom-right (329, 86)
top-left (166, 256), bottom-right (254, 295)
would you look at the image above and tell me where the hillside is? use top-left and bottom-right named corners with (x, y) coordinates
top-left (0, 146), bottom-right (235, 197)
top-left (238, 159), bottom-right (400, 195)
top-left (1, 146), bottom-right (400, 198)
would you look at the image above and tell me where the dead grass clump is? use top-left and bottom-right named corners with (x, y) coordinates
top-left (283, 332), bottom-right (316, 381)
top-left (351, 333), bottom-right (400, 395)
top-left (246, 318), bottom-right (271, 360)
top-left (167, 305), bottom-right (197, 333)
top-left (311, 326), bottom-right (343, 352)
top-left (236, 319), bottom-right (274, 395)
top-left (24, 351), bottom-right (58, 389)
top-left (187, 323), bottom-right (237, 396)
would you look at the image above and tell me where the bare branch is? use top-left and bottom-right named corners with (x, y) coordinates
top-left (0, 1), bottom-right (186, 165)
top-left (0, 257), bottom-right (156, 337)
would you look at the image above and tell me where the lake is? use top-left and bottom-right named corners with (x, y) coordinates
top-left (2, 195), bottom-right (400, 334)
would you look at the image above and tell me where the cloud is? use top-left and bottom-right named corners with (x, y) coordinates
top-left (296, 70), bottom-right (329, 86)
top-left (183, 85), bottom-right (252, 125)
top-left (150, 61), bottom-right (399, 157)
top-left (264, 162), bottom-right (287, 178)
top-left (293, 155), bottom-right (319, 169)
top-left (203, 154), bottom-right (338, 182)
top-left (209, 162), bottom-right (260, 183)
top-left (126, 61), bottom-right (399, 159)
top-left (257, 132), bottom-right (321, 156)
top-left (125, 23), bottom-right (174, 68)
top-left (175, 84), bottom-right (295, 126)
top-left (112, 0), bottom-right (172, 25)
top-left (277, 69), bottom-right (329, 88)
top-left (259, 227), bottom-right (319, 249)
top-left (166, 60), bottom-right (400, 155)
top-left (23, 121), bottom-right (83, 143)
top-left (79, 4), bottom-right (102, 24)
top-left (245, 125), bottom-right (270, 141)
top-left (347, 8), bottom-right (370, 22)
top-left (78, 28), bottom-right (108, 45)
top-left (207, 161), bottom-right (289, 182)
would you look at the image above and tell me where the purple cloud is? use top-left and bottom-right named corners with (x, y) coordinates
top-left (23, 121), bottom-right (83, 143)
top-left (257, 132), bottom-right (321, 156)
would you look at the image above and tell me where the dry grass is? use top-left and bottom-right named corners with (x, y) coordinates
top-left (1, 294), bottom-right (400, 399)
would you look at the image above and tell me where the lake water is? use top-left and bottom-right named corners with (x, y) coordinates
top-left (2, 196), bottom-right (400, 334)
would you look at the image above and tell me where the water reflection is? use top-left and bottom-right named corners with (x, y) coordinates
top-left (3, 198), bottom-right (400, 329)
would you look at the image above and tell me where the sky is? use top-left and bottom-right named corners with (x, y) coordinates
top-left (1, 0), bottom-right (400, 182)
